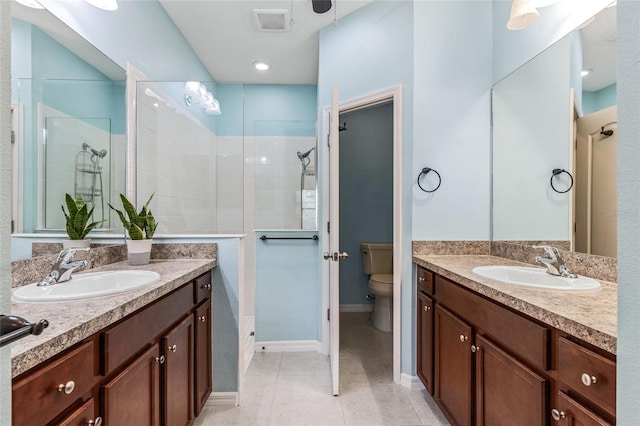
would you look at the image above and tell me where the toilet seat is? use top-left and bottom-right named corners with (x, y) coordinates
top-left (369, 274), bottom-right (393, 297)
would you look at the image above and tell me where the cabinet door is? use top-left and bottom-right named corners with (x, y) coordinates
top-left (162, 315), bottom-right (195, 426)
top-left (57, 398), bottom-right (101, 426)
top-left (194, 299), bottom-right (212, 416)
top-left (102, 343), bottom-right (161, 426)
top-left (417, 292), bottom-right (434, 394)
top-left (475, 335), bottom-right (548, 426)
top-left (555, 391), bottom-right (613, 426)
top-left (435, 305), bottom-right (473, 426)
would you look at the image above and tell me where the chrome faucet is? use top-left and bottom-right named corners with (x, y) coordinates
top-left (37, 247), bottom-right (90, 287)
top-left (533, 245), bottom-right (577, 278)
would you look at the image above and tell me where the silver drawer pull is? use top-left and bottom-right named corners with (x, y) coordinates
top-left (581, 373), bottom-right (598, 386)
top-left (87, 417), bottom-right (103, 426)
top-left (57, 380), bottom-right (75, 395)
top-left (155, 355), bottom-right (165, 364)
top-left (169, 344), bottom-right (177, 353)
top-left (551, 409), bottom-right (566, 421)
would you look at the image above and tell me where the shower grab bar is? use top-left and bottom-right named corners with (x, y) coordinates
top-left (260, 235), bottom-right (319, 241)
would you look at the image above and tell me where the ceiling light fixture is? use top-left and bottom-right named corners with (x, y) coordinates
top-left (507, 0), bottom-right (540, 30)
top-left (253, 61), bottom-right (271, 71)
top-left (14, 0), bottom-right (45, 9)
top-left (85, 0), bottom-right (118, 11)
top-left (183, 82), bottom-right (222, 115)
top-left (581, 69), bottom-right (593, 77)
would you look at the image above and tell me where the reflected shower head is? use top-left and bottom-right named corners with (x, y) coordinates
top-left (83, 142), bottom-right (107, 158)
top-left (297, 147), bottom-right (315, 161)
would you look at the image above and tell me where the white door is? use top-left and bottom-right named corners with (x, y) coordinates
top-left (325, 86), bottom-right (347, 396)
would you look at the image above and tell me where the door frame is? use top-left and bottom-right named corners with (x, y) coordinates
top-left (321, 85), bottom-right (403, 385)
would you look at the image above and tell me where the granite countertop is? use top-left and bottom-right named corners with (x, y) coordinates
top-left (10, 258), bottom-right (216, 378)
top-left (413, 254), bottom-right (617, 355)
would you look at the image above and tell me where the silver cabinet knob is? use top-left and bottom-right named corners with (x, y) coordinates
top-left (57, 380), bottom-right (75, 395)
top-left (418, 276), bottom-right (426, 282)
top-left (168, 344), bottom-right (177, 353)
top-left (87, 417), bottom-right (103, 426)
top-left (471, 345), bottom-right (481, 353)
top-left (551, 409), bottom-right (566, 421)
top-left (155, 355), bottom-right (165, 364)
top-left (424, 305), bottom-right (431, 311)
top-left (201, 283), bottom-right (212, 290)
top-left (199, 315), bottom-right (206, 322)
top-left (459, 335), bottom-right (468, 343)
top-left (581, 373), bottom-right (598, 386)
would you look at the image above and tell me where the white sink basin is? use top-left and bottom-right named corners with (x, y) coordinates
top-left (12, 270), bottom-right (161, 302)
top-left (472, 266), bottom-right (601, 292)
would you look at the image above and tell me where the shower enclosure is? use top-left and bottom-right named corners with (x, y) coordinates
top-left (74, 142), bottom-right (108, 227)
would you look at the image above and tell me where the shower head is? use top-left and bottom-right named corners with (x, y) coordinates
top-left (600, 127), bottom-right (614, 137)
top-left (83, 142), bottom-right (107, 158)
top-left (297, 147), bottom-right (315, 161)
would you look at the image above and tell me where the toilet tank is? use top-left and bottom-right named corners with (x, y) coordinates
top-left (360, 243), bottom-right (393, 275)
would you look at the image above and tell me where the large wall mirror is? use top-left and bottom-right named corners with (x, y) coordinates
top-left (12, 3), bottom-right (126, 235)
top-left (492, 3), bottom-right (616, 258)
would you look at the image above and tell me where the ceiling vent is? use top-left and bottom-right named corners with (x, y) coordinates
top-left (253, 9), bottom-right (291, 32)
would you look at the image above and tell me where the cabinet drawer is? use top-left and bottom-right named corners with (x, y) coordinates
top-left (417, 267), bottom-right (434, 295)
top-left (12, 340), bottom-right (97, 426)
top-left (556, 391), bottom-right (613, 426)
top-left (101, 284), bottom-right (194, 376)
top-left (57, 398), bottom-right (100, 426)
top-left (558, 337), bottom-right (616, 415)
top-left (436, 275), bottom-right (550, 371)
top-left (194, 271), bottom-right (212, 304)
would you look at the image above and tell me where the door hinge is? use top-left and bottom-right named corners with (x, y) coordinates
top-left (327, 308), bottom-right (330, 321)
top-left (11, 130), bottom-right (15, 144)
top-left (327, 222), bottom-right (330, 234)
top-left (11, 220), bottom-right (14, 233)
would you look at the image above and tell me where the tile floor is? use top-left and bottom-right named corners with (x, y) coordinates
top-left (195, 312), bottom-right (449, 426)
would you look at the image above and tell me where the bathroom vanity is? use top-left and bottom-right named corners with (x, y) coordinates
top-left (415, 256), bottom-right (616, 426)
top-left (9, 259), bottom-right (215, 426)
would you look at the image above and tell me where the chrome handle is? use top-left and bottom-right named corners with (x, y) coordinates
top-left (418, 276), bottom-right (425, 282)
top-left (323, 252), bottom-right (332, 260)
top-left (201, 283), bottom-right (212, 290)
top-left (57, 380), bottom-right (75, 395)
top-left (168, 344), bottom-right (177, 353)
top-left (155, 355), bottom-right (165, 364)
top-left (424, 305), bottom-right (431, 311)
top-left (581, 373), bottom-right (597, 386)
top-left (323, 252), bottom-right (349, 261)
top-left (87, 417), bottom-right (103, 426)
top-left (471, 345), bottom-right (480, 353)
top-left (338, 252), bottom-right (348, 260)
top-left (551, 408), bottom-right (566, 421)
top-left (459, 335), bottom-right (468, 343)
top-left (199, 315), bottom-right (206, 322)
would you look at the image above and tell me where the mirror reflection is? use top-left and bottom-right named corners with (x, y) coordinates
top-left (11, 3), bottom-right (126, 235)
top-left (492, 4), bottom-right (616, 257)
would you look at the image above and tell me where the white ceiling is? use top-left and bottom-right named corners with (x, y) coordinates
top-left (580, 4), bottom-right (616, 92)
top-left (159, 0), bottom-right (371, 84)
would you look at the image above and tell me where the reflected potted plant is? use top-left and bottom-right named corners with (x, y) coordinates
top-left (61, 193), bottom-right (101, 249)
top-left (108, 193), bottom-right (158, 265)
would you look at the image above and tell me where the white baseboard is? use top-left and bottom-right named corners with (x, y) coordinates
top-left (206, 392), bottom-right (238, 406)
top-left (400, 373), bottom-right (426, 391)
top-left (255, 340), bottom-right (322, 352)
top-left (340, 304), bottom-right (373, 312)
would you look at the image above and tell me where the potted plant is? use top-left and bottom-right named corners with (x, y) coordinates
top-left (108, 193), bottom-right (158, 265)
top-left (61, 193), bottom-right (101, 249)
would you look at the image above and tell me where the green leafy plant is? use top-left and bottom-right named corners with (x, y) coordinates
top-left (108, 193), bottom-right (158, 240)
top-left (62, 193), bottom-right (102, 240)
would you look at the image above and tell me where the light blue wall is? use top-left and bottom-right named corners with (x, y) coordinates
top-left (492, 0), bottom-right (612, 84)
top-left (339, 103), bottom-right (393, 306)
top-left (10, 19), bottom-right (31, 104)
top-left (38, 0), bottom-right (213, 82)
top-left (583, 83), bottom-right (617, 115)
top-left (318, 0), bottom-right (414, 375)
top-left (255, 231), bottom-right (321, 342)
top-left (616, 2), bottom-right (640, 421)
top-left (570, 31), bottom-right (583, 109)
top-left (245, 85), bottom-right (317, 137)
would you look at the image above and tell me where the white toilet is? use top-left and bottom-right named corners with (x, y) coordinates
top-left (360, 242), bottom-right (393, 332)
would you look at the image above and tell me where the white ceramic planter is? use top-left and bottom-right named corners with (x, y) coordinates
top-left (126, 239), bottom-right (152, 265)
top-left (62, 239), bottom-right (91, 249)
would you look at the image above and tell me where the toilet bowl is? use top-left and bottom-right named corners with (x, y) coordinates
top-left (360, 243), bottom-right (393, 332)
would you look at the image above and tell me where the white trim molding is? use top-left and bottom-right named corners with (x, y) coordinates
top-left (206, 392), bottom-right (239, 406)
top-left (400, 373), bottom-right (426, 391)
top-left (339, 304), bottom-right (373, 312)
top-left (255, 340), bottom-right (323, 353)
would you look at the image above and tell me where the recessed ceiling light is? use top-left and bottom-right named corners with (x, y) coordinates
top-left (582, 69), bottom-right (593, 77)
top-left (253, 61), bottom-right (271, 71)
top-left (14, 0), bottom-right (45, 9)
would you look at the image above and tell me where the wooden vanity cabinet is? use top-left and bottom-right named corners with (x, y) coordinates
top-left (415, 265), bottom-right (615, 426)
top-left (416, 292), bottom-right (434, 395)
top-left (11, 270), bottom-right (213, 426)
